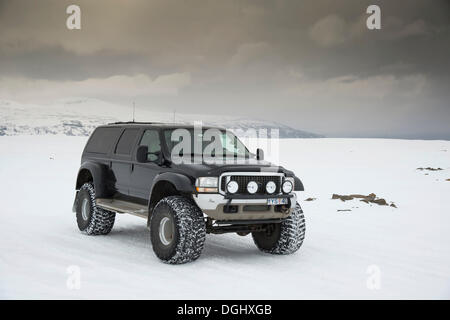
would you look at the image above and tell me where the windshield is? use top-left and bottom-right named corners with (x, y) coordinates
top-left (164, 128), bottom-right (251, 158)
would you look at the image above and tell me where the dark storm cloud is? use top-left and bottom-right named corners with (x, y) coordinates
top-left (0, 0), bottom-right (449, 138)
top-left (0, 45), bottom-right (175, 81)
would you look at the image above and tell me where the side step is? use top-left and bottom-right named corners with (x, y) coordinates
top-left (96, 198), bottom-right (148, 219)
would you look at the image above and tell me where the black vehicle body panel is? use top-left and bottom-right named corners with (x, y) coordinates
top-left (150, 172), bottom-right (196, 194)
top-left (77, 161), bottom-right (114, 198)
top-left (76, 123), bottom-right (304, 207)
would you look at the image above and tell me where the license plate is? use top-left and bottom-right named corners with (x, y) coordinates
top-left (267, 198), bottom-right (288, 205)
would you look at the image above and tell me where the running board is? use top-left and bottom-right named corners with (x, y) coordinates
top-left (96, 198), bottom-right (148, 219)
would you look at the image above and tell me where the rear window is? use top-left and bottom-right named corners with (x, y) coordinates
top-left (85, 127), bottom-right (121, 154)
top-left (115, 128), bottom-right (140, 155)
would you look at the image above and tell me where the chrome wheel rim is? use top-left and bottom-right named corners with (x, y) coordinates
top-left (159, 217), bottom-right (173, 246)
top-left (81, 198), bottom-right (90, 221)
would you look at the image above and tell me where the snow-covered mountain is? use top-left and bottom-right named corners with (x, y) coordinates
top-left (0, 98), bottom-right (323, 138)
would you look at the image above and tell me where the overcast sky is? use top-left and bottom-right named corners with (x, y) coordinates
top-left (0, 0), bottom-right (449, 138)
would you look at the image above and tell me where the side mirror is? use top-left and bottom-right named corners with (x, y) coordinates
top-left (136, 145), bottom-right (148, 163)
top-left (256, 148), bottom-right (264, 161)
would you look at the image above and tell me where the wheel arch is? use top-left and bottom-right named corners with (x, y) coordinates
top-left (294, 176), bottom-right (304, 191)
top-left (147, 173), bottom-right (195, 227)
top-left (75, 161), bottom-right (111, 198)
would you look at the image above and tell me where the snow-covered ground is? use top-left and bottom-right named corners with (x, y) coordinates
top-left (0, 136), bottom-right (449, 299)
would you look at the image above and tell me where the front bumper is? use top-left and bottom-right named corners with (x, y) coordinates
top-left (193, 192), bottom-right (297, 221)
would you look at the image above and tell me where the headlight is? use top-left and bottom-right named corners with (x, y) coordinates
top-left (195, 177), bottom-right (218, 193)
top-left (226, 180), bottom-right (239, 194)
top-left (247, 181), bottom-right (258, 194)
top-left (265, 181), bottom-right (276, 194)
top-left (282, 178), bottom-right (294, 194)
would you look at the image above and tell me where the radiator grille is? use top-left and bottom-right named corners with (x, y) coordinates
top-left (221, 175), bottom-right (281, 195)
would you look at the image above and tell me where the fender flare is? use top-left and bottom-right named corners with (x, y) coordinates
top-left (294, 176), bottom-right (304, 191)
top-left (76, 161), bottom-right (112, 198)
top-left (149, 172), bottom-right (195, 199)
top-left (147, 172), bottom-right (195, 227)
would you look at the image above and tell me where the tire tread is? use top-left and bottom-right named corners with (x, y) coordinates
top-left (77, 183), bottom-right (115, 235)
top-left (252, 203), bottom-right (305, 254)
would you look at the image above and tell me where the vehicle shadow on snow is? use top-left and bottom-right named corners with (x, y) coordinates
top-left (202, 234), bottom-right (265, 261)
top-left (106, 225), bottom-right (272, 262)
top-left (107, 225), bottom-right (151, 250)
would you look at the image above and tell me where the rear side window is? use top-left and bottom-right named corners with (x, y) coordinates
top-left (115, 128), bottom-right (140, 155)
top-left (85, 127), bottom-right (121, 154)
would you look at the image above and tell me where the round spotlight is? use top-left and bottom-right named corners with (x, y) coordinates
top-left (265, 181), bottom-right (276, 194)
top-left (282, 180), bottom-right (293, 194)
top-left (226, 180), bottom-right (239, 194)
top-left (247, 181), bottom-right (258, 194)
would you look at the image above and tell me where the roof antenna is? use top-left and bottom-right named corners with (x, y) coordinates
top-left (132, 101), bottom-right (136, 122)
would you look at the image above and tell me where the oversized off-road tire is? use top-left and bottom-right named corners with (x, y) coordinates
top-left (75, 183), bottom-right (116, 235)
top-left (150, 195), bottom-right (206, 264)
top-left (252, 203), bottom-right (305, 254)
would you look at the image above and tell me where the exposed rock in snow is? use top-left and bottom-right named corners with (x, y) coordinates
top-left (417, 167), bottom-right (444, 171)
top-left (331, 193), bottom-right (395, 207)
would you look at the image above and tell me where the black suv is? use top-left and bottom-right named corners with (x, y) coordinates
top-left (73, 122), bottom-right (305, 264)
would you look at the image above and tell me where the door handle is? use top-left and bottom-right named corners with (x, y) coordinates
top-left (131, 163), bottom-right (134, 171)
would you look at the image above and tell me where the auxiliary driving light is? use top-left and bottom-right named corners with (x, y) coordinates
top-left (265, 181), bottom-right (276, 194)
top-left (226, 180), bottom-right (239, 194)
top-left (282, 180), bottom-right (293, 194)
top-left (247, 181), bottom-right (258, 194)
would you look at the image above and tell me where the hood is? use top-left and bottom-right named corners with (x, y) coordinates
top-left (171, 157), bottom-right (291, 177)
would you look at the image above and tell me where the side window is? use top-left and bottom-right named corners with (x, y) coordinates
top-left (85, 127), bottom-right (121, 154)
top-left (139, 130), bottom-right (161, 161)
top-left (115, 128), bottom-right (140, 155)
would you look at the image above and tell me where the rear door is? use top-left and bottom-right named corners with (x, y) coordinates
top-left (110, 128), bottom-right (140, 196)
top-left (82, 127), bottom-right (122, 197)
top-left (129, 129), bottom-right (162, 199)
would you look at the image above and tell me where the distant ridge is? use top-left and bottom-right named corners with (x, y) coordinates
top-left (0, 98), bottom-right (324, 138)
